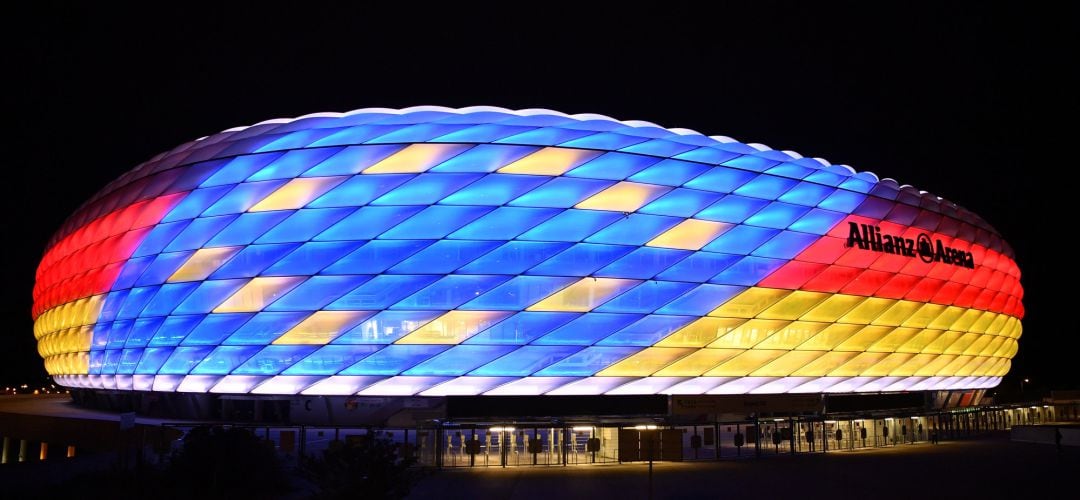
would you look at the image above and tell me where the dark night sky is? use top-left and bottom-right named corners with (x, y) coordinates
top-left (4, 3), bottom-right (1077, 393)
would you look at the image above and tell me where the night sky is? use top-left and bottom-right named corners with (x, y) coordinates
top-left (5, 3), bottom-right (1077, 394)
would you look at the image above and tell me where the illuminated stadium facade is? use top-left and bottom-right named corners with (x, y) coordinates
top-left (33, 107), bottom-right (1022, 426)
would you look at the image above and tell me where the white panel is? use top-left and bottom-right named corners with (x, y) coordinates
top-left (100, 374), bottom-right (117, 390)
top-left (133, 375), bottom-right (156, 392)
top-left (546, 377), bottom-right (636, 395)
top-left (661, 377), bottom-right (735, 395)
top-left (483, 377), bottom-right (581, 396)
top-left (358, 376), bottom-right (453, 396)
top-left (420, 377), bottom-right (518, 396)
top-left (707, 377), bottom-right (777, 394)
top-left (789, 377), bottom-right (848, 393)
top-left (250, 376), bottom-right (322, 395)
top-left (300, 376), bottom-right (385, 396)
top-left (883, 377), bottom-right (924, 392)
top-left (855, 376), bottom-right (902, 393)
top-left (825, 377), bottom-right (878, 392)
top-left (114, 375), bottom-right (134, 391)
top-left (945, 376), bottom-right (979, 390)
top-left (909, 376), bottom-right (945, 391)
top-left (177, 375), bottom-right (223, 393)
top-left (750, 377), bottom-right (814, 394)
top-left (606, 377), bottom-right (688, 395)
top-left (210, 375), bottom-right (268, 394)
top-left (151, 374), bottom-right (183, 392)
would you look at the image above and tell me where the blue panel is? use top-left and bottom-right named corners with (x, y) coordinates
top-left (125, 316), bottom-right (165, 348)
top-left (464, 312), bottom-right (581, 345)
top-left (628, 160), bottom-right (710, 186)
top-left (696, 195), bottom-right (769, 223)
top-left (803, 170), bottom-right (847, 187)
top-left (560, 132), bottom-right (646, 150)
top-left (432, 126), bottom-right (536, 144)
top-left (166, 159), bottom-right (228, 192)
top-left (765, 162), bottom-right (815, 180)
top-left (301, 145), bottom-right (405, 176)
top-left (209, 243), bottom-right (300, 279)
top-left (308, 125), bottom-right (409, 147)
top-left (469, 345), bottom-right (583, 376)
top-left (376, 206), bottom-right (493, 239)
top-left (262, 241), bottom-right (365, 276)
top-left (140, 282), bottom-right (199, 317)
top-left (447, 207), bottom-right (561, 240)
top-left (733, 174), bottom-right (799, 200)
top-left (256, 129), bottom-right (343, 153)
top-left (752, 231), bottom-right (821, 259)
top-left (202, 180), bottom-right (288, 216)
top-left (307, 174), bottom-right (413, 207)
top-left (162, 185), bottom-right (233, 223)
top-left (132, 220), bottom-right (192, 257)
top-left (388, 240), bottom-right (503, 273)
top-left (438, 174), bottom-right (549, 205)
top-left (494, 127), bottom-right (595, 145)
top-left (620, 139), bottom-right (696, 157)
top-left (223, 311), bottom-right (310, 344)
top-left (158, 346), bottom-right (215, 375)
top-left (565, 152), bottom-right (659, 180)
top-left (116, 348), bottom-right (144, 374)
top-left (595, 247), bottom-right (692, 280)
top-left (459, 276), bottom-right (577, 311)
top-left (721, 155), bottom-right (781, 172)
top-left (533, 346), bottom-right (640, 376)
top-left (314, 206), bottom-right (426, 240)
top-left (683, 167), bottom-right (757, 193)
top-left (593, 281), bottom-right (696, 313)
top-left (332, 310), bottom-right (443, 344)
top-left (88, 350), bottom-right (105, 374)
top-left (367, 123), bottom-right (472, 143)
top-left (231, 345), bottom-right (319, 375)
top-left (206, 211), bottom-right (291, 247)
top-left (172, 279), bottom-right (248, 315)
top-left (255, 208), bottom-right (357, 244)
top-left (788, 208), bottom-right (847, 235)
top-left (517, 210), bottom-right (622, 242)
top-left (265, 275), bottom-right (371, 311)
top-left (320, 240), bottom-right (432, 274)
top-left (778, 182), bottom-right (835, 206)
top-left (839, 177), bottom-right (874, 194)
top-left (456, 241), bottom-right (572, 275)
top-left (508, 178), bottom-right (613, 208)
top-left (200, 153), bottom-right (284, 187)
top-left (673, 148), bottom-right (742, 165)
top-left (596, 315), bottom-right (695, 346)
top-left (326, 275), bottom-right (441, 310)
top-left (133, 251), bottom-right (194, 286)
top-left (709, 256), bottom-right (788, 286)
top-left (370, 173), bottom-right (482, 205)
top-left (181, 313), bottom-right (255, 345)
top-left (134, 347), bottom-right (174, 374)
top-left (101, 349), bottom-right (122, 374)
top-left (111, 256), bottom-right (154, 291)
top-left (817, 189), bottom-right (866, 213)
top-left (106, 320), bottom-right (134, 349)
top-left (429, 144), bottom-right (539, 172)
top-left (163, 215), bottom-right (238, 251)
top-left (585, 214), bottom-right (681, 245)
top-left (655, 284), bottom-right (746, 315)
top-left (402, 345), bottom-right (517, 376)
top-left (531, 313), bottom-right (643, 346)
top-left (99, 291), bottom-right (128, 323)
top-left (91, 319), bottom-right (113, 350)
top-left (743, 202), bottom-right (812, 229)
top-left (339, 345), bottom-right (451, 375)
top-left (190, 346), bottom-right (263, 375)
top-left (526, 243), bottom-right (635, 276)
top-left (282, 345), bottom-right (384, 375)
top-left (391, 275), bottom-right (511, 310)
top-left (116, 286), bottom-right (159, 320)
top-left (702, 225), bottom-right (781, 254)
top-left (148, 315), bottom-right (203, 347)
top-left (638, 188), bottom-right (723, 217)
top-left (246, 148), bottom-right (342, 181)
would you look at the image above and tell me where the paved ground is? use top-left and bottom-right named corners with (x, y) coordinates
top-left (406, 435), bottom-right (1078, 500)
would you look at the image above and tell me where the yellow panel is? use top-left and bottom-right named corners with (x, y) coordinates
top-left (655, 317), bottom-right (746, 347)
top-left (992, 358), bottom-right (1012, 377)
top-left (968, 356), bottom-right (999, 376)
top-left (888, 353), bottom-right (939, 376)
top-left (998, 317), bottom-right (1018, 338)
top-left (799, 294), bottom-right (865, 322)
top-left (597, 347), bottom-right (696, 376)
top-left (943, 332), bottom-right (980, 354)
top-left (896, 329), bottom-right (942, 353)
top-left (708, 287), bottom-right (791, 319)
top-left (968, 311), bottom-right (997, 334)
top-left (750, 351), bottom-right (825, 377)
top-left (797, 323), bottom-right (864, 351)
top-left (575, 181), bottom-right (670, 213)
top-left (1011, 320), bottom-right (1023, 339)
top-left (935, 355), bottom-right (974, 376)
top-left (962, 334), bottom-right (994, 355)
top-left (213, 276), bottom-right (306, 313)
top-left (395, 311), bottom-right (512, 344)
top-left (827, 352), bottom-right (889, 377)
top-left (861, 352), bottom-right (915, 376)
top-left (791, 351), bottom-right (860, 376)
top-left (654, 348), bottom-right (744, 376)
top-left (835, 326), bottom-right (894, 352)
top-left (984, 314), bottom-right (1008, 336)
top-left (757, 291), bottom-right (831, 320)
top-left (249, 176), bottom-right (344, 212)
top-left (272, 311), bottom-right (371, 345)
top-left (900, 303), bottom-right (946, 329)
top-left (76, 325), bottom-right (93, 352)
top-left (870, 300), bottom-right (923, 327)
top-left (991, 338), bottom-right (1017, 358)
top-left (707, 319), bottom-right (790, 349)
top-left (837, 298), bottom-right (895, 324)
top-left (645, 219), bottom-right (732, 251)
top-left (496, 147), bottom-right (600, 176)
top-left (364, 143), bottom-right (468, 174)
top-left (922, 331), bottom-right (963, 354)
top-left (168, 247), bottom-right (241, 282)
top-left (704, 350), bottom-right (787, 376)
top-left (951, 308), bottom-right (983, 332)
top-left (526, 277), bottom-right (639, 312)
top-left (951, 356), bottom-right (983, 376)
top-left (754, 321), bottom-right (829, 349)
top-left (867, 327), bottom-right (920, 353)
top-left (83, 294), bottom-right (104, 326)
top-left (926, 306), bottom-right (967, 330)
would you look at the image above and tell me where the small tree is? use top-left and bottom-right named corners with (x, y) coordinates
top-left (162, 426), bottom-right (289, 499)
top-left (302, 431), bottom-right (418, 500)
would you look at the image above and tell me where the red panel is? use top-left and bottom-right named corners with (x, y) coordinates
top-left (801, 266), bottom-right (863, 293)
top-left (972, 288), bottom-right (997, 310)
top-left (874, 273), bottom-right (921, 299)
top-left (839, 269), bottom-right (893, 296)
top-left (757, 261), bottom-right (828, 289)
top-left (931, 281), bottom-right (965, 305)
top-left (905, 277), bottom-right (946, 303)
top-left (794, 236), bottom-right (849, 264)
top-left (953, 285), bottom-right (982, 309)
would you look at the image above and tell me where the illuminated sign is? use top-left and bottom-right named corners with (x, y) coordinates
top-left (844, 222), bottom-right (974, 268)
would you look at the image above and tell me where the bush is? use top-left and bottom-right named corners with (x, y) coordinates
top-left (302, 431), bottom-right (419, 500)
top-left (160, 426), bottom-right (290, 499)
